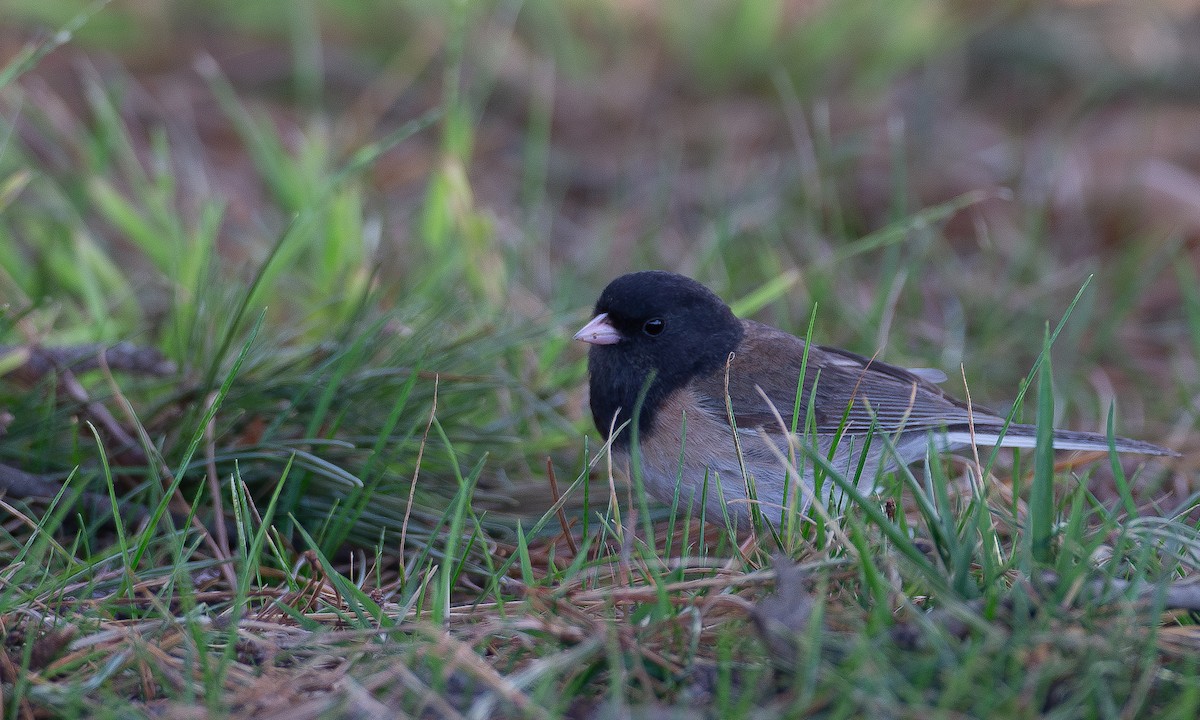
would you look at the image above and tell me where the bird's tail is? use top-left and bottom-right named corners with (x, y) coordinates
top-left (942, 424), bottom-right (1178, 457)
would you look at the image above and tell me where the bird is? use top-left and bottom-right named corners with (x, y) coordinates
top-left (575, 270), bottom-right (1177, 526)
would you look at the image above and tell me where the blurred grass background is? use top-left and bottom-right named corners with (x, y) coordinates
top-left (2, 0), bottom-right (1200, 716)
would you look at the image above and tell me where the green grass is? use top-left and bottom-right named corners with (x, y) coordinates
top-left (1, 1), bottom-right (1198, 717)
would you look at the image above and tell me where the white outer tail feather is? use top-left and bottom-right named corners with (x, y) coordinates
top-left (941, 427), bottom-right (1177, 457)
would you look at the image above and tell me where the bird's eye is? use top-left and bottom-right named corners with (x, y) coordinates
top-left (643, 318), bottom-right (666, 336)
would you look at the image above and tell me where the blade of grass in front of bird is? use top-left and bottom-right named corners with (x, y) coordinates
top-left (579, 436), bottom-right (592, 543)
top-left (880, 431), bottom-right (973, 588)
top-left (890, 443), bottom-right (947, 558)
top-left (842, 511), bottom-right (890, 632)
top-left (949, 506), bottom-right (983, 598)
top-left (928, 437), bottom-right (962, 571)
top-left (926, 444), bottom-right (980, 594)
top-left (665, 411), bottom-right (688, 558)
top-left (799, 434), bottom-right (957, 597)
top-left (629, 371), bottom-right (660, 549)
top-left (982, 276), bottom-right (1091, 475)
top-left (1054, 478), bottom-right (1097, 588)
top-left (719, 349), bottom-right (772, 541)
top-left (711, 471), bottom-right (742, 543)
top-left (803, 373), bottom-right (826, 548)
top-left (971, 490), bottom-right (1006, 593)
top-left (1029, 327), bottom-right (1057, 566)
top-left (1106, 403), bottom-right (1139, 519)
top-left (776, 303), bottom-right (818, 545)
top-left (848, 426), bottom-right (875, 498)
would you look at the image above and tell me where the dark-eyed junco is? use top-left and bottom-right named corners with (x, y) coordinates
top-left (575, 271), bottom-right (1177, 525)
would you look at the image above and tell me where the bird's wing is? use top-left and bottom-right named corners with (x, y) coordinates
top-left (691, 320), bottom-right (999, 436)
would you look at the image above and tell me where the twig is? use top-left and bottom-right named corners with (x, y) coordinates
top-left (0, 342), bottom-right (175, 383)
top-left (545, 457), bottom-right (578, 556)
top-left (0, 462), bottom-right (150, 524)
top-left (60, 367), bottom-right (145, 464)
